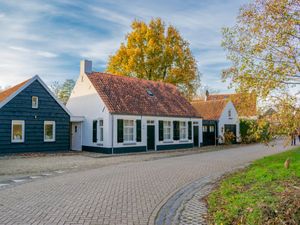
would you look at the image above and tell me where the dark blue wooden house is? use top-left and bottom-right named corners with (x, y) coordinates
top-left (0, 75), bottom-right (71, 154)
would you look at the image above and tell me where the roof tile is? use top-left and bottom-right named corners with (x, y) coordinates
top-left (87, 72), bottom-right (199, 118)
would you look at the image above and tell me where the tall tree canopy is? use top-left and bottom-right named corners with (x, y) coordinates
top-left (222, 0), bottom-right (300, 140)
top-left (106, 18), bottom-right (200, 98)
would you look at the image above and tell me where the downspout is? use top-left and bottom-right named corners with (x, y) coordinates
top-left (111, 114), bottom-right (114, 154)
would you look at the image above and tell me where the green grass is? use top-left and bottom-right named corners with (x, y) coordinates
top-left (207, 147), bottom-right (300, 225)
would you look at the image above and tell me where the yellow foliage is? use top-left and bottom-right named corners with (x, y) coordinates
top-left (106, 18), bottom-right (200, 98)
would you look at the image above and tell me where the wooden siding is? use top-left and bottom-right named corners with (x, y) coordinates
top-left (0, 80), bottom-right (70, 154)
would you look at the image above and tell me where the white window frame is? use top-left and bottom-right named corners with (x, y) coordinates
top-left (44, 121), bottom-right (56, 142)
top-left (180, 121), bottom-right (188, 140)
top-left (11, 120), bottom-right (25, 143)
top-left (163, 121), bottom-right (172, 141)
top-left (124, 120), bottom-right (135, 143)
top-left (32, 96), bottom-right (39, 109)
top-left (98, 119), bottom-right (104, 143)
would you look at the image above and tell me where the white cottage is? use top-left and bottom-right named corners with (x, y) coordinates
top-left (67, 60), bottom-right (202, 153)
top-left (191, 99), bottom-right (240, 145)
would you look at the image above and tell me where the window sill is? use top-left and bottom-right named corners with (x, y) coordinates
top-left (179, 140), bottom-right (189, 143)
top-left (97, 142), bottom-right (103, 146)
top-left (123, 142), bottom-right (136, 146)
top-left (11, 140), bottom-right (24, 143)
top-left (163, 140), bottom-right (173, 143)
top-left (44, 140), bottom-right (56, 142)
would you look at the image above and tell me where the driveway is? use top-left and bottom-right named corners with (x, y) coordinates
top-left (0, 142), bottom-right (289, 225)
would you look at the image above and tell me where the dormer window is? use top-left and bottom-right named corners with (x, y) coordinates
top-left (146, 89), bottom-right (154, 96)
top-left (32, 96), bottom-right (39, 109)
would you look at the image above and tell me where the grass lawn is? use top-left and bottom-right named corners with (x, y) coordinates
top-left (207, 147), bottom-right (300, 225)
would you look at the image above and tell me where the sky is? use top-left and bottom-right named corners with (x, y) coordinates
top-left (0, 0), bottom-right (248, 93)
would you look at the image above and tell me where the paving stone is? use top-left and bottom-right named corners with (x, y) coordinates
top-left (0, 142), bottom-right (288, 225)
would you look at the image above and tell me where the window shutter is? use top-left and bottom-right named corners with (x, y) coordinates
top-left (92, 120), bottom-right (97, 143)
top-left (188, 121), bottom-right (192, 140)
top-left (117, 119), bottom-right (124, 143)
top-left (173, 121), bottom-right (179, 140)
top-left (159, 121), bottom-right (164, 141)
top-left (136, 120), bottom-right (141, 142)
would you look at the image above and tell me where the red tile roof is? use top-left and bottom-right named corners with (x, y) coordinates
top-left (0, 79), bottom-right (29, 103)
top-left (207, 93), bottom-right (257, 117)
top-left (87, 72), bottom-right (199, 118)
top-left (191, 99), bottom-right (228, 120)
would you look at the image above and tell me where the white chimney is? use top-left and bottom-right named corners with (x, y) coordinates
top-left (80, 60), bottom-right (92, 75)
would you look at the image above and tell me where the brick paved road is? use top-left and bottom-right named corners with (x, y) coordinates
top-left (0, 142), bottom-right (289, 225)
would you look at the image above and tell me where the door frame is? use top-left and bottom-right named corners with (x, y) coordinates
top-left (71, 122), bottom-right (82, 151)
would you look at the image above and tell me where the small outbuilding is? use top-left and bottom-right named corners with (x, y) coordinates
top-left (67, 60), bottom-right (202, 153)
top-left (0, 75), bottom-right (71, 154)
top-left (191, 99), bottom-right (240, 145)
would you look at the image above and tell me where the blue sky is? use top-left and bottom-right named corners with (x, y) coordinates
top-left (0, 0), bottom-right (247, 92)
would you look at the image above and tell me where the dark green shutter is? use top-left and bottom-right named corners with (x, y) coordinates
top-left (92, 120), bottom-right (97, 142)
top-left (159, 121), bottom-right (164, 141)
top-left (117, 119), bottom-right (124, 143)
top-left (173, 121), bottom-right (179, 140)
top-left (188, 121), bottom-right (192, 140)
top-left (136, 120), bottom-right (141, 142)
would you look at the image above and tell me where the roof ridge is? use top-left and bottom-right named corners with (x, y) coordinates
top-left (89, 72), bottom-right (177, 88)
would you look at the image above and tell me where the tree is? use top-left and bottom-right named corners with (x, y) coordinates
top-left (106, 18), bottom-right (200, 98)
top-left (50, 79), bottom-right (75, 105)
top-left (222, 0), bottom-right (300, 141)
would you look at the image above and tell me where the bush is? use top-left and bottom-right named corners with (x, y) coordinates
top-left (240, 119), bottom-right (271, 144)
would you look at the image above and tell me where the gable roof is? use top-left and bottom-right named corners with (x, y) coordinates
top-left (191, 99), bottom-right (229, 120)
top-left (0, 75), bottom-right (72, 116)
top-left (87, 72), bottom-right (199, 118)
top-left (207, 93), bottom-right (257, 117)
top-left (0, 79), bottom-right (30, 103)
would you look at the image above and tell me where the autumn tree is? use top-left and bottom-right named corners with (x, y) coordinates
top-left (106, 18), bottom-right (200, 98)
top-left (222, 0), bottom-right (300, 140)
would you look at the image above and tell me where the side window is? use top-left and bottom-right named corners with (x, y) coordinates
top-left (32, 96), bottom-right (39, 109)
top-left (11, 120), bottom-right (25, 143)
top-left (203, 125), bottom-right (208, 132)
top-left (210, 125), bottom-right (215, 132)
top-left (44, 121), bottom-right (55, 142)
top-left (228, 109), bottom-right (232, 118)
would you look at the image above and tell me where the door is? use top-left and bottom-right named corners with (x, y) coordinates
top-left (224, 124), bottom-right (237, 143)
top-left (193, 126), bottom-right (199, 147)
top-left (71, 122), bottom-right (82, 151)
top-left (147, 125), bottom-right (155, 151)
top-left (203, 124), bottom-right (216, 146)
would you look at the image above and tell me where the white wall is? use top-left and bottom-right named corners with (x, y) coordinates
top-left (66, 72), bottom-right (112, 148)
top-left (218, 101), bottom-right (240, 143)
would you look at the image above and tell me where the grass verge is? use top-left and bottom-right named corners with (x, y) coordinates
top-left (206, 147), bottom-right (300, 225)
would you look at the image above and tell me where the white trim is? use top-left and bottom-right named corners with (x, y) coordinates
top-left (123, 119), bottom-right (135, 143)
top-left (11, 120), bottom-right (25, 143)
top-left (0, 75), bottom-right (72, 116)
top-left (97, 119), bottom-right (104, 143)
top-left (179, 121), bottom-right (188, 140)
top-left (163, 121), bottom-right (172, 141)
top-left (32, 96), bottom-right (39, 109)
top-left (44, 121), bottom-right (56, 142)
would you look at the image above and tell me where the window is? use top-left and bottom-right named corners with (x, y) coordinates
top-left (124, 120), bottom-right (134, 142)
top-left (203, 125), bottom-right (208, 132)
top-left (228, 109), bottom-right (232, 118)
top-left (11, 120), bottom-right (25, 143)
top-left (98, 120), bottom-right (104, 142)
top-left (44, 121), bottom-right (55, 142)
top-left (210, 125), bottom-right (215, 132)
top-left (180, 121), bottom-right (187, 140)
top-left (163, 121), bottom-right (172, 140)
top-left (32, 96), bottom-right (38, 109)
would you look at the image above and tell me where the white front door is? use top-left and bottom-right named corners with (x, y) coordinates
top-left (71, 122), bottom-right (82, 151)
